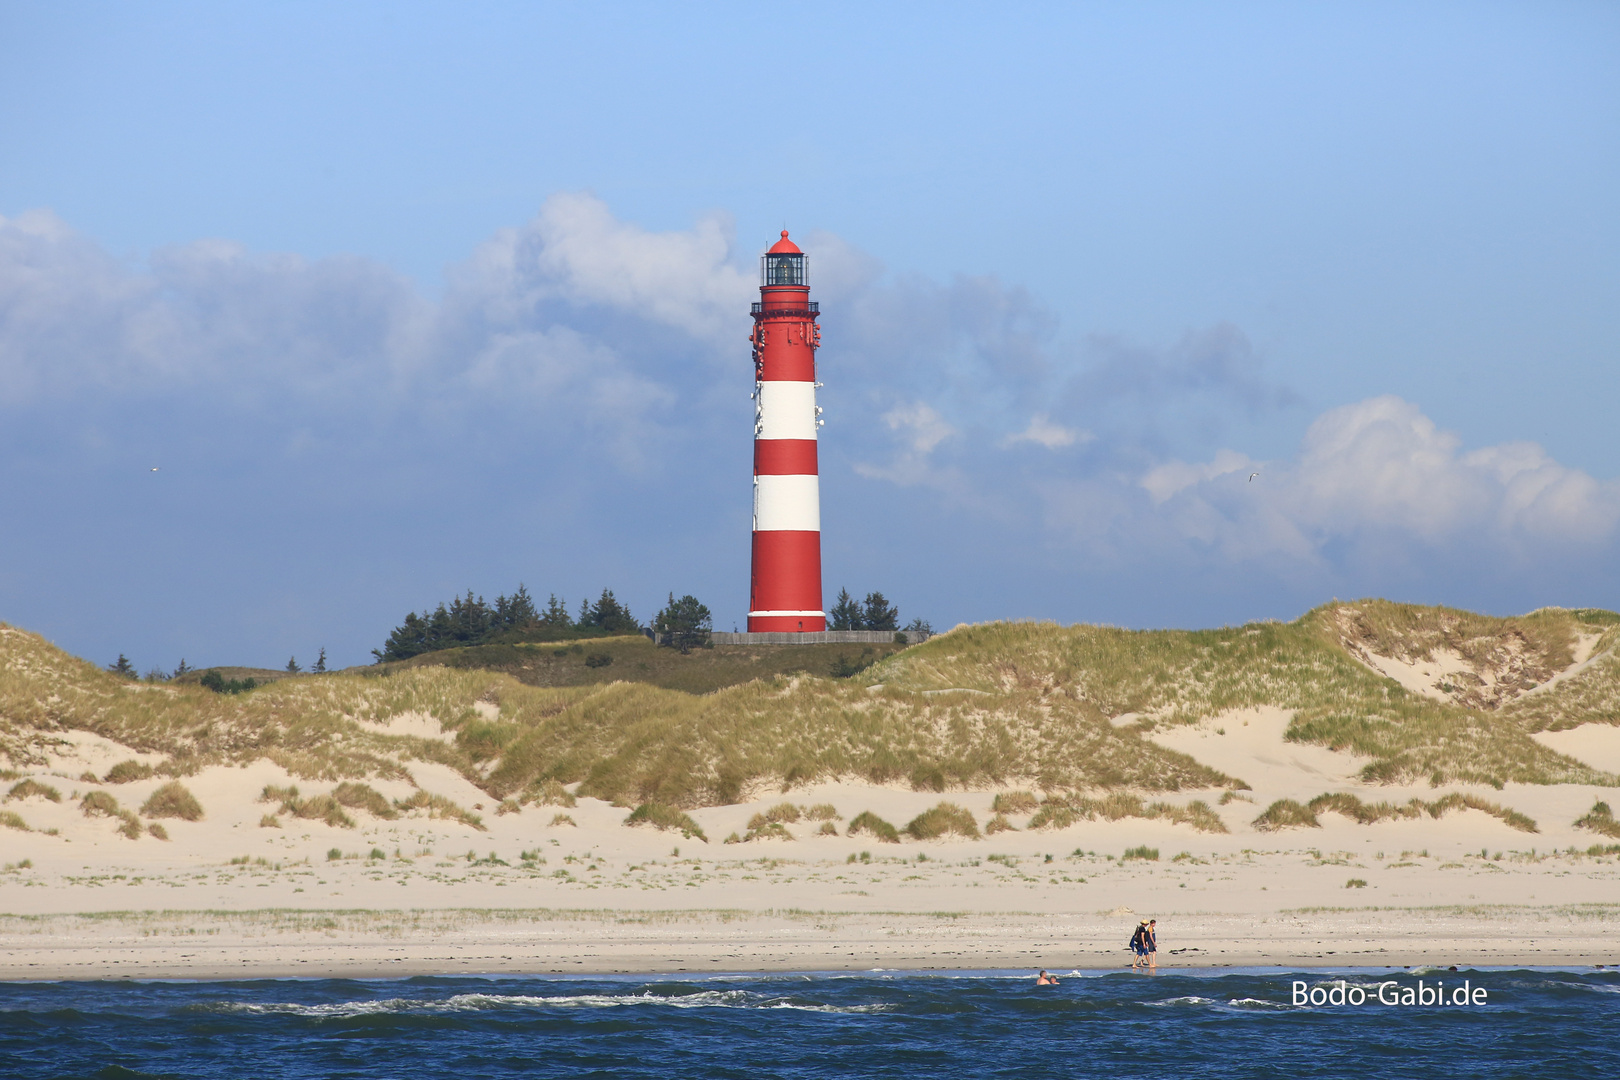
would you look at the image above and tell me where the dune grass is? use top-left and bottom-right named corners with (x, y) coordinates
top-left (140, 780), bottom-right (203, 821)
top-left (1258, 792), bottom-right (1539, 833)
top-left (6, 779), bottom-right (60, 803)
top-left (990, 790), bottom-right (1039, 814)
top-left (623, 802), bottom-right (706, 841)
top-left (332, 781), bottom-right (397, 820)
top-left (3, 602), bottom-right (1616, 813)
top-left (1029, 793), bottom-right (1228, 834)
top-left (0, 810), bottom-right (27, 831)
top-left (104, 760), bottom-right (155, 784)
top-left (1575, 801), bottom-right (1620, 839)
top-left (904, 801), bottom-right (980, 840)
top-left (847, 810), bottom-right (901, 843)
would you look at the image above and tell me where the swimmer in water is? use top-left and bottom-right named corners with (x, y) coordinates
top-left (1035, 970), bottom-right (1060, 985)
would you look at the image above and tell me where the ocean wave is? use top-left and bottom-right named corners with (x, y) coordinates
top-left (1225, 997), bottom-right (1295, 1010)
top-left (201, 990), bottom-right (890, 1018)
top-left (1147, 996), bottom-right (1216, 1007)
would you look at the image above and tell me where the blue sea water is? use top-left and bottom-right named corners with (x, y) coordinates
top-left (2, 968), bottom-right (1615, 1079)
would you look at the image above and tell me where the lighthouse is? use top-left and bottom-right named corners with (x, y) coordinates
top-left (747, 231), bottom-right (825, 632)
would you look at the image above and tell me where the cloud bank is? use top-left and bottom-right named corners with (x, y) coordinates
top-left (1, 196), bottom-right (1615, 670)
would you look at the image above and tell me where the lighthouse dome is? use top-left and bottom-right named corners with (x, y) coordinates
top-left (762, 231), bottom-right (807, 286)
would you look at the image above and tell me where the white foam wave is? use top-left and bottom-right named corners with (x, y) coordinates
top-left (1225, 997), bottom-right (1294, 1010)
top-left (1147, 996), bottom-right (1215, 1007)
top-left (208, 990), bottom-right (888, 1018)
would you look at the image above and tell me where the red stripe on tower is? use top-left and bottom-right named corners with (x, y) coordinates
top-left (748, 230), bottom-right (825, 632)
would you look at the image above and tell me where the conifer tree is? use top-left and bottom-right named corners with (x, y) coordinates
top-left (829, 588), bottom-right (861, 631)
top-left (286, 656), bottom-right (302, 673)
top-left (108, 654), bottom-right (136, 678)
top-left (655, 593), bottom-right (712, 653)
top-left (313, 648), bottom-right (327, 673)
top-left (861, 592), bottom-right (899, 631)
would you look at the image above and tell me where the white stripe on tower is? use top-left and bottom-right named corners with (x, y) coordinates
top-left (755, 382), bottom-right (819, 440)
top-left (753, 473), bottom-right (821, 532)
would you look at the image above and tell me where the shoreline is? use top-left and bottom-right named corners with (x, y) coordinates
top-left (3, 905), bottom-right (1616, 982)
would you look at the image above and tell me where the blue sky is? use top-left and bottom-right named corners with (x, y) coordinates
top-left (2, 1), bottom-right (1617, 672)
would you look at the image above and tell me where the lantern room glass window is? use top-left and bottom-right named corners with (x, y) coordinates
top-left (761, 253), bottom-right (807, 286)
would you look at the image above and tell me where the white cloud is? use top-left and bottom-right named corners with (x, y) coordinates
top-left (1142, 396), bottom-right (1620, 556)
top-left (1140, 449), bottom-right (1257, 503)
top-left (455, 192), bottom-right (753, 344)
top-left (853, 402), bottom-right (959, 487)
top-left (1004, 413), bottom-right (1091, 450)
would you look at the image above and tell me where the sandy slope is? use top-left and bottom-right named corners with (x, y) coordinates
top-left (2, 715), bottom-right (1617, 978)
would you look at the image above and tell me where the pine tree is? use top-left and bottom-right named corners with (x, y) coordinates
top-left (173, 658), bottom-right (192, 678)
top-left (861, 592), bottom-right (899, 631)
top-left (108, 654), bottom-right (136, 678)
top-left (286, 656), bottom-right (302, 673)
top-left (829, 588), bottom-right (861, 631)
top-left (313, 647), bottom-right (327, 673)
top-left (587, 589), bottom-right (637, 634)
top-left (541, 593), bottom-right (572, 628)
top-left (655, 593), bottom-right (712, 653)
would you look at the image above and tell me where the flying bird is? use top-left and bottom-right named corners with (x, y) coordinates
top-left (1248, 472), bottom-right (1259, 482)
top-left (150, 467), bottom-right (160, 472)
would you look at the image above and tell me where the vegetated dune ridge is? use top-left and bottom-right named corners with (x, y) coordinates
top-left (2, 601), bottom-right (1618, 813)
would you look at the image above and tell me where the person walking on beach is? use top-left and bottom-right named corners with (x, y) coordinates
top-left (1144, 919), bottom-right (1158, 971)
top-left (1129, 921), bottom-right (1150, 970)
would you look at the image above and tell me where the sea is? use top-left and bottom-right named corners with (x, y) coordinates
top-left (2, 967), bottom-right (1615, 1079)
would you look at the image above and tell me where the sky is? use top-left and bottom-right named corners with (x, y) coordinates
top-left (2, 1), bottom-right (1617, 673)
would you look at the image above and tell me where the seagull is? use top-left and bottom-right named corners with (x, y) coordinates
top-left (1248, 472), bottom-right (1259, 482)
top-left (150, 467), bottom-right (160, 472)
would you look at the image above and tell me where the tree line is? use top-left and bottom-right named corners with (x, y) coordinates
top-left (372, 585), bottom-right (643, 662)
top-left (828, 588), bottom-right (930, 634)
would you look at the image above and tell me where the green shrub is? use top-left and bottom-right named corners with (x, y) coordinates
top-left (327, 847), bottom-right (342, 861)
top-left (141, 780), bottom-right (203, 821)
top-left (147, 822), bottom-right (169, 840)
top-left (1123, 845), bottom-right (1159, 861)
top-left (847, 810), bottom-right (901, 843)
top-left (905, 801), bottom-right (980, 840)
top-left (985, 813), bottom-right (1016, 835)
top-left (199, 670), bottom-right (258, 694)
top-left (584, 653), bottom-right (612, 669)
top-left (804, 803), bottom-right (841, 821)
top-left (259, 814), bottom-right (281, 828)
top-left (1346, 878), bottom-right (1368, 888)
top-left (817, 821), bottom-right (839, 836)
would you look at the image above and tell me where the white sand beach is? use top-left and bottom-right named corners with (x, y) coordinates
top-left (3, 708), bottom-right (1617, 979)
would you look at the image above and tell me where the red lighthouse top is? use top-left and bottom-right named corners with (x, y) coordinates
top-left (761, 230), bottom-right (808, 287)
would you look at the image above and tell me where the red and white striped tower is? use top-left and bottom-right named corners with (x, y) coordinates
top-left (748, 231), bottom-right (825, 632)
